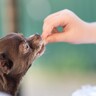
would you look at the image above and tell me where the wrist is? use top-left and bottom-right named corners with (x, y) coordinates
top-left (85, 22), bottom-right (96, 44)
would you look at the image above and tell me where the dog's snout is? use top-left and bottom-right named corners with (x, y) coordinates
top-left (28, 34), bottom-right (44, 50)
top-left (29, 34), bottom-right (42, 41)
top-left (34, 34), bottom-right (40, 37)
top-left (33, 34), bottom-right (42, 41)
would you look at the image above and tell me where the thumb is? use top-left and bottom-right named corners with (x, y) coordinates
top-left (45, 32), bottom-right (65, 44)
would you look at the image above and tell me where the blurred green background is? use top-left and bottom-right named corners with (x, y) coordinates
top-left (17, 0), bottom-right (96, 73)
top-left (0, 0), bottom-right (96, 96)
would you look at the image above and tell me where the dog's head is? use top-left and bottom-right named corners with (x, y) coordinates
top-left (0, 33), bottom-right (45, 77)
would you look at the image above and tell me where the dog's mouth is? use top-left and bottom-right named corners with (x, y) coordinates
top-left (29, 34), bottom-right (45, 56)
top-left (37, 42), bottom-right (45, 56)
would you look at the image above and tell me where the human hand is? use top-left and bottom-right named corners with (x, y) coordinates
top-left (42, 9), bottom-right (90, 44)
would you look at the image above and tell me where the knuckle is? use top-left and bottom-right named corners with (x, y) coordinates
top-left (62, 9), bottom-right (73, 17)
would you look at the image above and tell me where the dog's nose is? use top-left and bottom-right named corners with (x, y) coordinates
top-left (28, 34), bottom-right (44, 50)
top-left (33, 34), bottom-right (42, 41)
top-left (34, 34), bottom-right (40, 38)
top-left (28, 34), bottom-right (43, 45)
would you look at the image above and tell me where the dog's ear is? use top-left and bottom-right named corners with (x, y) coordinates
top-left (0, 53), bottom-right (13, 74)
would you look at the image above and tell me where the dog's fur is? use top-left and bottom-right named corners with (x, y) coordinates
top-left (0, 33), bottom-right (45, 96)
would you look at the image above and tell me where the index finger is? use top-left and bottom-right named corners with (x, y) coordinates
top-left (42, 16), bottom-right (62, 38)
top-left (42, 9), bottom-right (71, 39)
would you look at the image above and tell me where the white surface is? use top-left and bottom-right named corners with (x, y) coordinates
top-left (0, 92), bottom-right (11, 96)
top-left (72, 85), bottom-right (96, 96)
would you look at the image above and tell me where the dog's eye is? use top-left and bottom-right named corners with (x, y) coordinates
top-left (19, 42), bottom-right (30, 54)
top-left (24, 43), bottom-right (29, 49)
top-left (23, 43), bottom-right (30, 53)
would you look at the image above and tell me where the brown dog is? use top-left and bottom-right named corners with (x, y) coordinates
top-left (0, 33), bottom-right (45, 96)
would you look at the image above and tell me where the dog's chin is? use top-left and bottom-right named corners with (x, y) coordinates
top-left (36, 42), bottom-right (45, 57)
top-left (38, 44), bottom-right (45, 56)
top-left (28, 34), bottom-right (45, 57)
top-left (36, 40), bottom-right (45, 57)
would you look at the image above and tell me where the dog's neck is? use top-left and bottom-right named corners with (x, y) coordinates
top-left (0, 72), bottom-right (22, 96)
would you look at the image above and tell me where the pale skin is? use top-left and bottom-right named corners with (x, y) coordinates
top-left (42, 9), bottom-right (96, 44)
